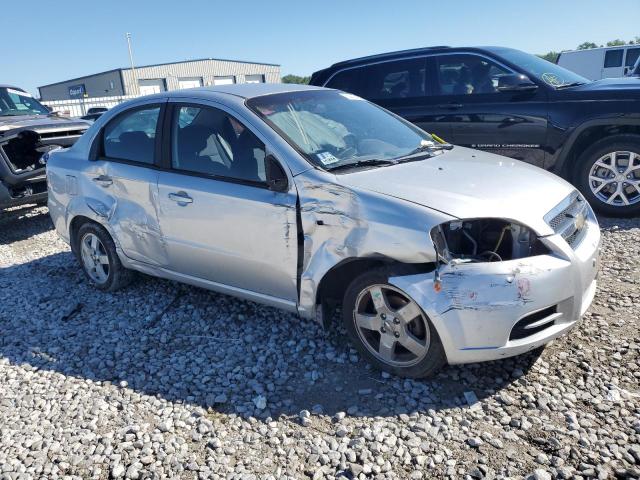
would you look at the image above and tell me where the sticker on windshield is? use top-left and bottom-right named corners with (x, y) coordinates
top-left (6, 88), bottom-right (31, 97)
top-left (339, 92), bottom-right (363, 101)
top-left (316, 151), bottom-right (340, 165)
top-left (541, 73), bottom-right (563, 87)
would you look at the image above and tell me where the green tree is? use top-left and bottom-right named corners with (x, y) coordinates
top-left (606, 39), bottom-right (627, 46)
top-left (281, 74), bottom-right (310, 84)
top-left (538, 51), bottom-right (559, 63)
top-left (577, 42), bottom-right (599, 50)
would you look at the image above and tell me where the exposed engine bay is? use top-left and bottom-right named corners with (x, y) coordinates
top-left (432, 218), bottom-right (549, 263)
top-left (0, 129), bottom-right (84, 173)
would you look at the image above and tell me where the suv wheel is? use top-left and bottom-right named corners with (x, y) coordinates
top-left (576, 134), bottom-right (640, 217)
top-left (76, 222), bottom-right (135, 291)
top-left (342, 270), bottom-right (446, 378)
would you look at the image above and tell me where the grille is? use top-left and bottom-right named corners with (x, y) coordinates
top-left (545, 192), bottom-right (589, 248)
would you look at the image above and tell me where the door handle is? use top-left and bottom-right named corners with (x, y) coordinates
top-left (437, 103), bottom-right (463, 110)
top-left (168, 191), bottom-right (193, 205)
top-left (92, 175), bottom-right (113, 187)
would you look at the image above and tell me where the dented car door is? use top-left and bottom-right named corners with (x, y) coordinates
top-left (155, 101), bottom-right (299, 301)
top-left (83, 102), bottom-right (168, 266)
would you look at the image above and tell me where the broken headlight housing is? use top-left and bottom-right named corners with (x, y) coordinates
top-left (430, 219), bottom-right (549, 263)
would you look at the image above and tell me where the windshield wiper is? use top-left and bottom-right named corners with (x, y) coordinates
top-left (556, 81), bottom-right (587, 89)
top-left (392, 141), bottom-right (453, 163)
top-left (326, 159), bottom-right (397, 172)
top-left (0, 112), bottom-right (28, 117)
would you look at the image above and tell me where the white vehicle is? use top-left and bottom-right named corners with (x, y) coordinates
top-left (557, 45), bottom-right (640, 80)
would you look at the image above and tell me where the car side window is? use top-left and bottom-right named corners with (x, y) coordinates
top-left (435, 55), bottom-right (510, 95)
top-left (625, 48), bottom-right (640, 68)
top-left (604, 49), bottom-right (623, 68)
top-left (103, 106), bottom-right (160, 164)
top-left (326, 58), bottom-right (426, 101)
top-left (171, 105), bottom-right (266, 183)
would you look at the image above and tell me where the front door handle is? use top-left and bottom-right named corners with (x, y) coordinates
top-left (92, 175), bottom-right (112, 187)
top-left (437, 103), bottom-right (463, 110)
top-left (168, 191), bottom-right (193, 205)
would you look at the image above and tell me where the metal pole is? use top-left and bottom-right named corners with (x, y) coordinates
top-left (125, 33), bottom-right (139, 96)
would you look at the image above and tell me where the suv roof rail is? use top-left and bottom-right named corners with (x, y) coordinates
top-left (331, 46), bottom-right (451, 68)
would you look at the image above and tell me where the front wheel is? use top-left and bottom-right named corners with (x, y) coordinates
top-left (342, 270), bottom-right (446, 378)
top-left (575, 135), bottom-right (640, 217)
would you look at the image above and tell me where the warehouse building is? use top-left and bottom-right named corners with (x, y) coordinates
top-left (38, 57), bottom-right (280, 101)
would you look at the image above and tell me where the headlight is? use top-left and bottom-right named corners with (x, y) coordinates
top-left (430, 218), bottom-right (548, 263)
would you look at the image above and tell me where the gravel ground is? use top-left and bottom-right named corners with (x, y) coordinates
top-left (0, 204), bottom-right (638, 480)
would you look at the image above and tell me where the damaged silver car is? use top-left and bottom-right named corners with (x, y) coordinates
top-left (0, 85), bottom-right (89, 209)
top-left (47, 84), bottom-right (601, 378)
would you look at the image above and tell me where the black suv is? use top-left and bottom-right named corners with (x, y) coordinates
top-left (0, 85), bottom-right (89, 210)
top-left (310, 46), bottom-right (640, 216)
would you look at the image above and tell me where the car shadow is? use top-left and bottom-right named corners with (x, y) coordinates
top-left (0, 204), bottom-right (52, 245)
top-left (0, 250), bottom-right (543, 421)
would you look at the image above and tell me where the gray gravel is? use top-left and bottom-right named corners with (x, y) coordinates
top-left (0, 204), bottom-right (639, 479)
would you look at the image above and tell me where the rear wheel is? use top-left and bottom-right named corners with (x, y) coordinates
top-left (342, 269), bottom-right (446, 378)
top-left (575, 135), bottom-right (640, 217)
top-left (76, 223), bottom-right (134, 291)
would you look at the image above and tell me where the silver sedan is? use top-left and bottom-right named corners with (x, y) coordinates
top-left (46, 84), bottom-right (600, 378)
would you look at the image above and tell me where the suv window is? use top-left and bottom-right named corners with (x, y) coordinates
top-left (435, 54), bottom-right (510, 95)
top-left (604, 49), bottom-right (624, 68)
top-left (626, 47), bottom-right (640, 67)
top-left (326, 58), bottom-right (426, 101)
top-left (103, 106), bottom-right (160, 164)
top-left (171, 105), bottom-right (266, 183)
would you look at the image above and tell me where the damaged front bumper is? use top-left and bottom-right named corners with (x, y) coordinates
top-left (389, 215), bottom-right (601, 365)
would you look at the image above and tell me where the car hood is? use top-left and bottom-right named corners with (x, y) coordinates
top-left (337, 147), bottom-right (574, 235)
top-left (571, 77), bottom-right (640, 93)
top-left (0, 114), bottom-right (89, 133)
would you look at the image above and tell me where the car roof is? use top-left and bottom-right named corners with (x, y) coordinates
top-left (0, 84), bottom-right (26, 91)
top-left (173, 83), bottom-right (325, 100)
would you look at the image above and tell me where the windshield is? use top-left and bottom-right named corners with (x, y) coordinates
top-left (247, 90), bottom-right (434, 171)
top-left (0, 87), bottom-right (49, 116)
top-left (490, 48), bottom-right (590, 88)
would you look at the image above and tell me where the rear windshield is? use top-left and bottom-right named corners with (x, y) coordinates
top-left (0, 87), bottom-right (49, 116)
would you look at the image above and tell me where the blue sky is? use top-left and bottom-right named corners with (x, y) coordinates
top-left (8, 0), bottom-right (639, 95)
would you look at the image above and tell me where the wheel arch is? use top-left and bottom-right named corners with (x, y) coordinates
top-left (555, 118), bottom-right (640, 180)
top-left (315, 256), bottom-right (436, 328)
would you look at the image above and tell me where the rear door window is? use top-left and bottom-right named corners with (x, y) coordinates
top-left (103, 106), bottom-right (160, 164)
top-left (604, 49), bottom-right (624, 68)
top-left (326, 58), bottom-right (426, 101)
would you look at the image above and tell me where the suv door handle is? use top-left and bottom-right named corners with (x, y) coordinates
top-left (168, 191), bottom-right (193, 205)
top-left (92, 175), bottom-right (113, 187)
top-left (437, 103), bottom-right (463, 110)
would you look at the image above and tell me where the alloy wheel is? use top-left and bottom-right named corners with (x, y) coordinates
top-left (80, 233), bottom-right (110, 284)
top-left (353, 284), bottom-right (430, 367)
top-left (588, 151), bottom-right (640, 207)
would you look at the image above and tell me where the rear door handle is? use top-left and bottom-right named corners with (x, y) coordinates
top-left (168, 191), bottom-right (193, 205)
top-left (92, 175), bottom-right (112, 187)
top-left (437, 103), bottom-right (463, 109)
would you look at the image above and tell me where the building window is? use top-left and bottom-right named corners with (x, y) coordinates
top-left (245, 74), bottom-right (265, 84)
top-left (138, 79), bottom-right (167, 96)
top-left (213, 76), bottom-right (236, 86)
top-left (178, 77), bottom-right (203, 89)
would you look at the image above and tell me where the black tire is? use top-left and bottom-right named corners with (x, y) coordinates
top-left (574, 134), bottom-right (640, 217)
top-left (342, 269), bottom-right (446, 378)
top-left (75, 222), bottom-right (135, 292)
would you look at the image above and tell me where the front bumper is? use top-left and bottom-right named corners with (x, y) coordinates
top-left (0, 178), bottom-right (47, 209)
top-left (389, 214), bottom-right (601, 365)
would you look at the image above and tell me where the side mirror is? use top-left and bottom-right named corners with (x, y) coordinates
top-left (265, 154), bottom-right (288, 193)
top-left (496, 74), bottom-right (538, 93)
